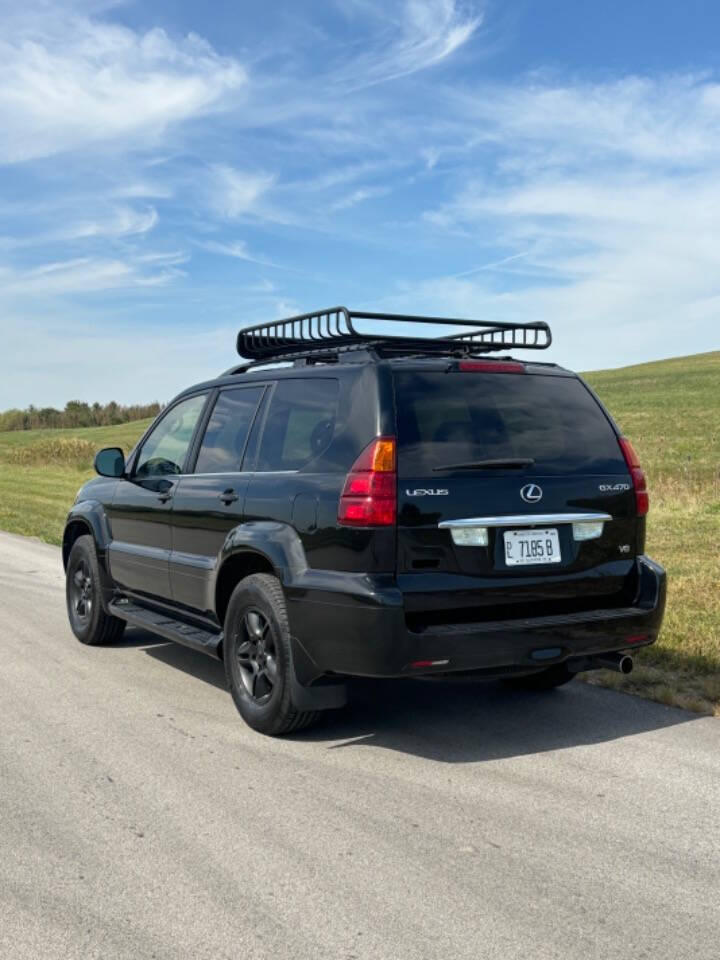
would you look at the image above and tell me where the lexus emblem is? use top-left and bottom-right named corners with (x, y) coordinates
top-left (520, 483), bottom-right (543, 503)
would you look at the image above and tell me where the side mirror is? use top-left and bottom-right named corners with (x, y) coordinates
top-left (94, 447), bottom-right (125, 478)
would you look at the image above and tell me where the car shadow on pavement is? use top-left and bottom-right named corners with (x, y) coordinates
top-left (127, 629), bottom-right (702, 762)
top-left (111, 627), bottom-right (168, 650)
top-left (295, 676), bottom-right (702, 763)
top-left (133, 629), bottom-right (229, 691)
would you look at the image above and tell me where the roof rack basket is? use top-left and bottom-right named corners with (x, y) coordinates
top-left (236, 307), bottom-right (551, 362)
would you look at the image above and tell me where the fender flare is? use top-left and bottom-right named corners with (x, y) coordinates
top-left (215, 520), bottom-right (308, 588)
top-left (63, 500), bottom-right (115, 608)
top-left (214, 522), bottom-right (347, 708)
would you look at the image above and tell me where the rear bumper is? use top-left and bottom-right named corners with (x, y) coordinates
top-left (285, 555), bottom-right (666, 678)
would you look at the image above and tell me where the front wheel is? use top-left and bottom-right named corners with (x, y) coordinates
top-left (502, 663), bottom-right (576, 691)
top-left (224, 574), bottom-right (319, 736)
top-left (66, 535), bottom-right (126, 646)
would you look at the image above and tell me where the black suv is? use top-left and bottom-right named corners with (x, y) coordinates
top-left (63, 308), bottom-right (666, 734)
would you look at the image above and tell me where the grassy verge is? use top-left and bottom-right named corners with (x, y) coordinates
top-left (0, 352), bottom-right (718, 716)
top-left (0, 419), bottom-right (153, 456)
top-left (0, 420), bottom-right (151, 545)
top-left (584, 352), bottom-right (720, 716)
top-left (583, 486), bottom-right (720, 716)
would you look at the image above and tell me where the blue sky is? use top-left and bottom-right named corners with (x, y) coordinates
top-left (1, 0), bottom-right (719, 407)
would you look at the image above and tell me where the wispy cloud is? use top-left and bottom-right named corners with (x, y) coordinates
top-left (1, 1), bottom-right (718, 407)
top-left (330, 186), bottom-right (390, 210)
top-left (114, 182), bottom-right (174, 200)
top-left (0, 204), bottom-right (159, 250)
top-left (199, 239), bottom-right (292, 271)
top-left (458, 74), bottom-right (720, 166)
top-left (337, 0), bottom-right (482, 88)
top-left (1, 253), bottom-right (182, 295)
top-left (404, 74), bottom-right (720, 367)
top-left (134, 250), bottom-right (189, 267)
top-left (65, 206), bottom-right (159, 240)
top-left (206, 165), bottom-right (276, 219)
top-left (0, 9), bottom-right (245, 163)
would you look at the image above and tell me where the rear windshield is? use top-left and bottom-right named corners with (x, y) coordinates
top-left (394, 371), bottom-right (626, 477)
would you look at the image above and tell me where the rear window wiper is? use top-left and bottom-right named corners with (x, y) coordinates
top-left (432, 458), bottom-right (536, 472)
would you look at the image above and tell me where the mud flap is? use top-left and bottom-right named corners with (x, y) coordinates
top-left (289, 635), bottom-right (348, 711)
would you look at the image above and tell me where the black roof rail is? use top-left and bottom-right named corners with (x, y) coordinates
top-left (236, 307), bottom-right (551, 362)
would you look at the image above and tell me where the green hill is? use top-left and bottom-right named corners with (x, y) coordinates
top-left (583, 352), bottom-right (719, 714)
top-left (0, 418), bottom-right (154, 455)
top-left (0, 352), bottom-right (718, 714)
top-left (0, 419), bottom-right (152, 545)
top-left (585, 350), bottom-right (720, 494)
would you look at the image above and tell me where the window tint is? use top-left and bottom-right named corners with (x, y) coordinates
top-left (135, 394), bottom-right (207, 478)
top-left (194, 387), bottom-right (264, 474)
top-left (256, 378), bottom-right (339, 471)
top-left (394, 372), bottom-right (626, 477)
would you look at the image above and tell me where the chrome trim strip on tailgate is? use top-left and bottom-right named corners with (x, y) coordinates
top-left (438, 512), bottom-right (613, 529)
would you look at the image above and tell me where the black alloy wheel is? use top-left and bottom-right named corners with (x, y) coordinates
top-left (234, 609), bottom-right (279, 704)
top-left (65, 535), bottom-right (126, 646)
top-left (69, 556), bottom-right (94, 629)
top-left (224, 573), bottom-right (319, 735)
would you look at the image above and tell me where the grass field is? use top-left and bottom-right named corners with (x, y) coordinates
top-left (0, 420), bottom-right (152, 545)
top-left (583, 351), bottom-right (720, 714)
top-left (1, 351), bottom-right (718, 714)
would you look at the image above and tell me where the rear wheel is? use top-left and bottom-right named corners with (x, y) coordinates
top-left (224, 574), bottom-right (319, 735)
top-left (502, 663), bottom-right (575, 691)
top-left (66, 535), bottom-right (126, 646)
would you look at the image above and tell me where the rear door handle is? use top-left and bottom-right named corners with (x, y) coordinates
top-left (220, 489), bottom-right (239, 505)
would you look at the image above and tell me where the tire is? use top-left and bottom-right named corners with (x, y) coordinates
top-left (66, 535), bottom-right (126, 646)
top-left (223, 573), bottom-right (319, 736)
top-left (502, 663), bottom-right (576, 691)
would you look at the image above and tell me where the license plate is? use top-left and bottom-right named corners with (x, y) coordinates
top-left (504, 528), bottom-right (561, 566)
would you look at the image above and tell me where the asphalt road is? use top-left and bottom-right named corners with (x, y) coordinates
top-left (1, 530), bottom-right (719, 960)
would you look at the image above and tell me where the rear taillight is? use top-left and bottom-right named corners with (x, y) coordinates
top-left (458, 360), bottom-right (525, 373)
top-left (618, 436), bottom-right (649, 516)
top-left (338, 437), bottom-right (396, 526)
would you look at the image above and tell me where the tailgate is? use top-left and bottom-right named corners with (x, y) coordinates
top-left (393, 367), bottom-right (640, 620)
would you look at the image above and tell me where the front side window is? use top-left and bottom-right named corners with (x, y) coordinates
top-left (134, 394), bottom-right (207, 478)
top-left (256, 378), bottom-right (339, 471)
top-left (194, 387), bottom-right (264, 474)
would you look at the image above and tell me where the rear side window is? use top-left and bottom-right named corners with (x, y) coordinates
top-left (394, 371), bottom-right (625, 476)
top-left (256, 378), bottom-right (339, 471)
top-left (194, 386), bottom-right (264, 474)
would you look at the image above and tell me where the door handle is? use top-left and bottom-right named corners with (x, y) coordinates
top-left (220, 489), bottom-right (239, 505)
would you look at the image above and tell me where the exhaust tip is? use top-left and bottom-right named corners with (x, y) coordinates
top-left (592, 652), bottom-right (635, 674)
top-left (618, 655), bottom-right (634, 675)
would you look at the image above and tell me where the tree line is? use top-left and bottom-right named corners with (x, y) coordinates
top-left (0, 400), bottom-right (163, 432)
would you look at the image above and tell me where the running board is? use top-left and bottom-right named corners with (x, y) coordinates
top-left (109, 600), bottom-right (222, 658)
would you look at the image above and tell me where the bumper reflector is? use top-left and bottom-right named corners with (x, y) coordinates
top-left (531, 647), bottom-right (563, 661)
